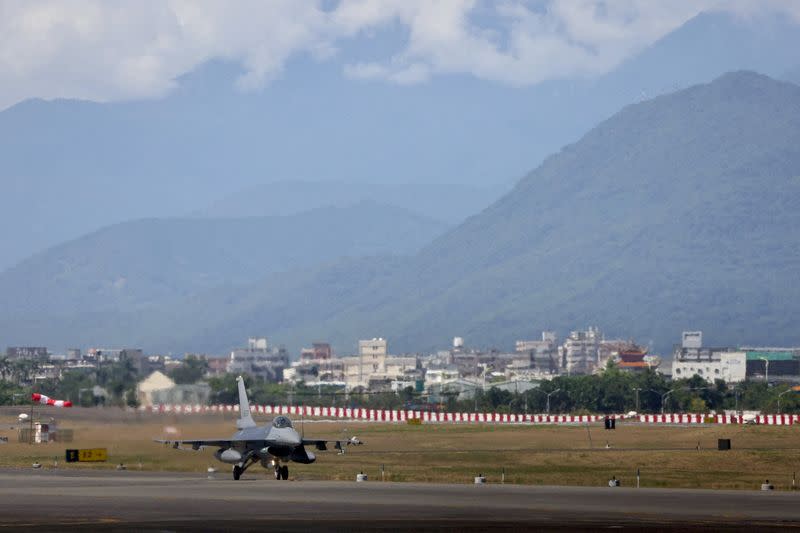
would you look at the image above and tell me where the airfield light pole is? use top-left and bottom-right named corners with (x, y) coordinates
top-left (632, 387), bottom-right (642, 412)
top-left (759, 357), bottom-right (770, 384)
top-left (778, 389), bottom-right (795, 414)
top-left (661, 389), bottom-right (675, 415)
top-left (546, 388), bottom-right (561, 415)
top-left (78, 387), bottom-right (92, 407)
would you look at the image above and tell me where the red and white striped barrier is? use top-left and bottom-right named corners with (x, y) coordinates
top-left (31, 393), bottom-right (72, 408)
top-left (142, 404), bottom-right (800, 426)
top-left (142, 404), bottom-right (615, 424)
top-left (638, 413), bottom-right (800, 425)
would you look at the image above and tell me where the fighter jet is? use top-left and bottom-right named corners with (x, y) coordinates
top-left (157, 376), bottom-right (352, 480)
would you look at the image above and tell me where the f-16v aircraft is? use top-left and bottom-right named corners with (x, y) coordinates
top-left (157, 376), bottom-right (353, 480)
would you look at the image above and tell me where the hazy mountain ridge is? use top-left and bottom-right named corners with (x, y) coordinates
top-left (1, 10), bottom-right (799, 271)
top-left (0, 203), bottom-right (447, 320)
top-left (193, 180), bottom-right (509, 225)
top-left (6, 70), bottom-right (798, 355)
top-left (199, 71), bottom-right (800, 353)
top-left (784, 65), bottom-right (800, 85)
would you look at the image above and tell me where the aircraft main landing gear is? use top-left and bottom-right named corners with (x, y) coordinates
top-left (233, 455), bottom-right (257, 480)
top-left (274, 465), bottom-right (289, 480)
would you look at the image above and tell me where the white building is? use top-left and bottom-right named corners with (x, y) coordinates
top-left (137, 371), bottom-right (176, 406)
top-left (563, 327), bottom-right (603, 374)
top-left (341, 338), bottom-right (417, 390)
top-left (671, 331), bottom-right (746, 383)
top-left (137, 370), bottom-right (212, 406)
top-left (672, 351), bottom-right (747, 383)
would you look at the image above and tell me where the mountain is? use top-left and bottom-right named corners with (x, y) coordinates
top-left (193, 181), bottom-right (509, 225)
top-left (784, 65), bottom-right (800, 85)
top-left (1, 11), bottom-right (799, 271)
top-left (0, 203), bottom-right (446, 321)
top-left (177, 71), bottom-right (800, 356)
top-left (7, 71), bottom-right (799, 356)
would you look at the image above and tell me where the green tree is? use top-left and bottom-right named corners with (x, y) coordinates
top-left (169, 355), bottom-right (209, 384)
top-left (208, 374), bottom-right (246, 404)
top-left (97, 357), bottom-right (138, 406)
top-left (55, 370), bottom-right (97, 407)
top-left (0, 357), bottom-right (12, 381)
top-left (125, 388), bottom-right (140, 408)
top-left (0, 381), bottom-right (25, 405)
top-left (11, 359), bottom-right (40, 385)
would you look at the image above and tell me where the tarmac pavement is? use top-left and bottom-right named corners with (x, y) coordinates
top-left (0, 469), bottom-right (798, 531)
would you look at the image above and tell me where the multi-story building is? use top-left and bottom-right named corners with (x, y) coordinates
top-left (6, 347), bottom-right (48, 360)
top-left (300, 342), bottom-right (333, 362)
top-left (340, 338), bottom-right (418, 390)
top-left (227, 337), bottom-right (289, 382)
top-left (86, 347), bottom-right (144, 364)
top-left (563, 327), bottom-right (603, 374)
top-left (672, 351), bottom-right (747, 383)
top-left (671, 331), bottom-right (745, 383)
top-left (515, 331), bottom-right (560, 374)
top-left (741, 349), bottom-right (800, 383)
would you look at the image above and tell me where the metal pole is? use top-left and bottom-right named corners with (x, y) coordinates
top-left (637, 468), bottom-right (640, 489)
top-left (661, 390), bottom-right (674, 415)
top-left (29, 393), bottom-right (34, 445)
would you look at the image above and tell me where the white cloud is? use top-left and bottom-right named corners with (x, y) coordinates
top-left (0, 0), bottom-right (797, 110)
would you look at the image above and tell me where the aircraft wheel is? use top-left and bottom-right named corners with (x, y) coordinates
top-left (233, 465), bottom-right (242, 480)
top-left (274, 466), bottom-right (281, 480)
top-left (280, 465), bottom-right (289, 480)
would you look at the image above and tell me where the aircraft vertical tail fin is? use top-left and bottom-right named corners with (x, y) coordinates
top-left (236, 376), bottom-right (256, 429)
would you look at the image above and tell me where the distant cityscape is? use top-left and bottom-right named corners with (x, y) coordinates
top-left (3, 328), bottom-right (799, 409)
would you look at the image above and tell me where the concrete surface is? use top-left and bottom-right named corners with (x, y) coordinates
top-left (0, 469), bottom-right (798, 531)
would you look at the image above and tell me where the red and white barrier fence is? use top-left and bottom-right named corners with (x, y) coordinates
top-left (639, 413), bottom-right (800, 425)
top-left (142, 403), bottom-right (610, 423)
top-left (141, 404), bottom-right (800, 425)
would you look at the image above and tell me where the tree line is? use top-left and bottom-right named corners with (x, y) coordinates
top-left (208, 364), bottom-right (800, 415)
top-left (2, 358), bottom-right (799, 414)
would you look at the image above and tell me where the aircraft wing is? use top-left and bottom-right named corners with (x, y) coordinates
top-left (302, 438), bottom-right (345, 451)
top-left (155, 438), bottom-right (237, 450)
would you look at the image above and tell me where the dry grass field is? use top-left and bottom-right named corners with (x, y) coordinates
top-left (1, 407), bottom-right (799, 490)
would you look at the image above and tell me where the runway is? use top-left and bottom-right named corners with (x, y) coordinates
top-left (0, 469), bottom-right (798, 531)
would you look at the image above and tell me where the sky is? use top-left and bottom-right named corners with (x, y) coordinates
top-left (2, 0), bottom-right (799, 111)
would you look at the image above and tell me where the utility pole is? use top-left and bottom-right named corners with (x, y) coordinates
top-left (778, 389), bottom-right (794, 414)
top-left (661, 389), bottom-right (675, 415)
top-left (546, 388), bottom-right (561, 415)
top-left (632, 387), bottom-right (641, 412)
top-left (759, 357), bottom-right (770, 384)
